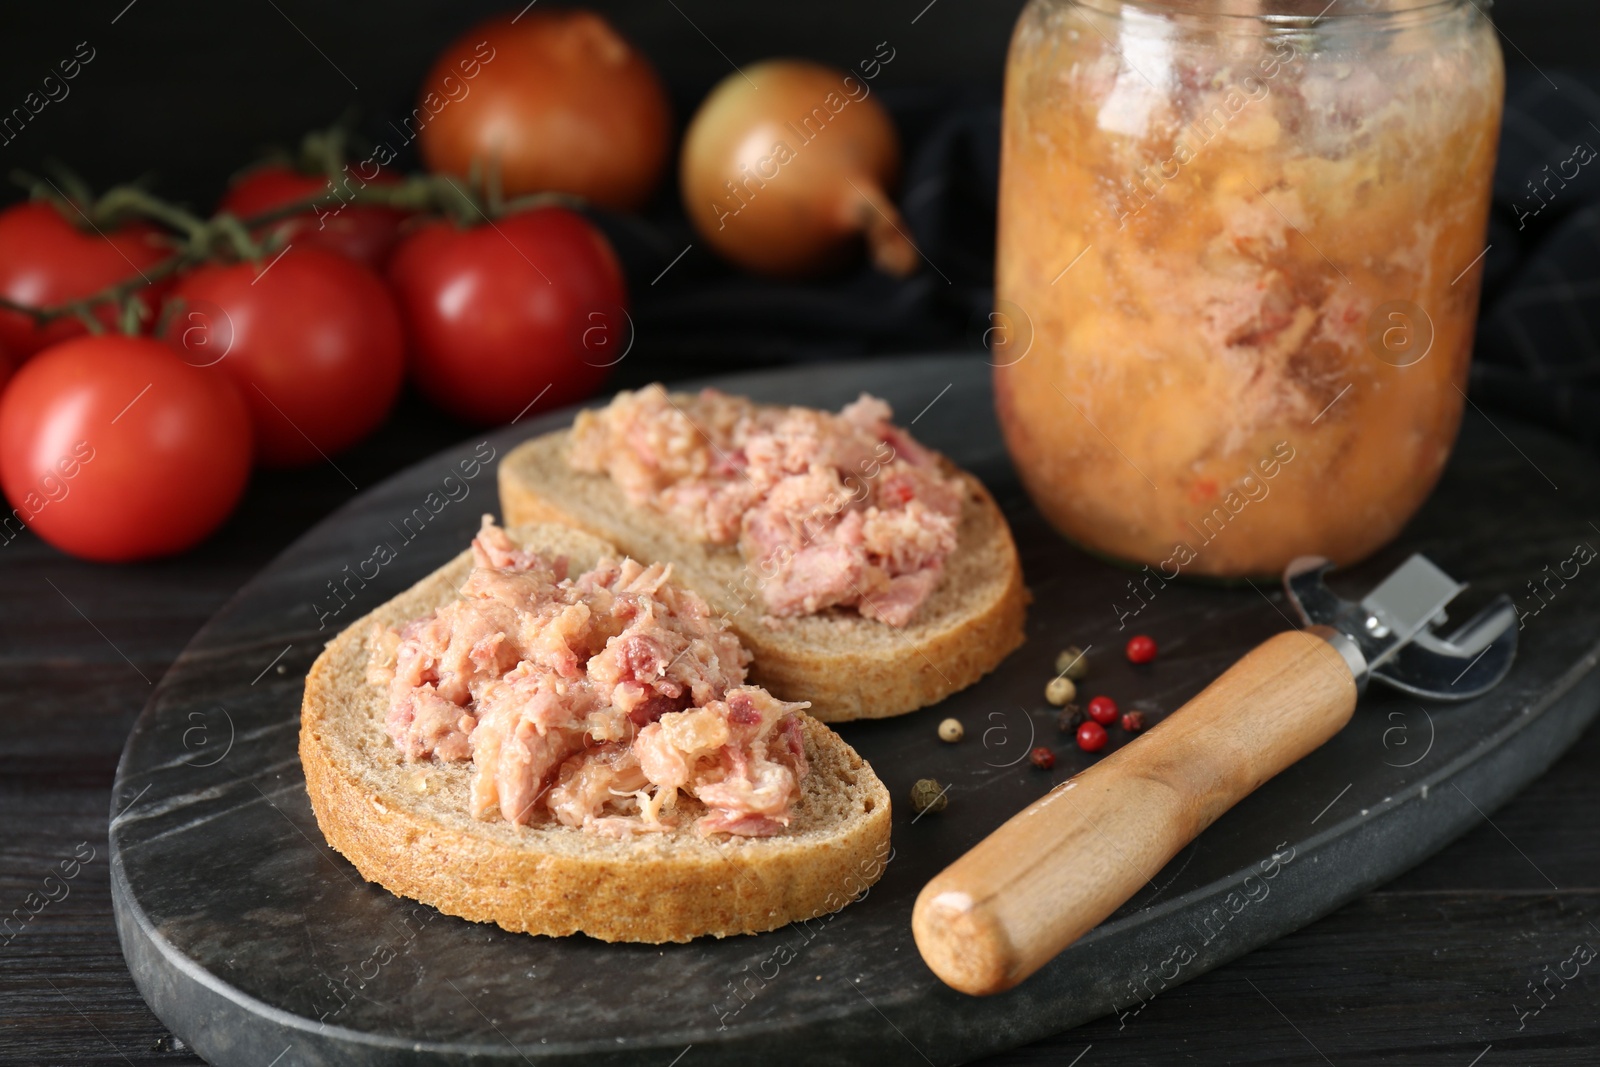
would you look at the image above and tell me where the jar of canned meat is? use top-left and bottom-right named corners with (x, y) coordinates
top-left (994, 0), bottom-right (1504, 576)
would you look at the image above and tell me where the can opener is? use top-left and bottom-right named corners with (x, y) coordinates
top-left (913, 553), bottom-right (1518, 995)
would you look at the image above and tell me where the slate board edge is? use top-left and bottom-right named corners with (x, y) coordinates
top-left (110, 649), bottom-right (1600, 1067)
top-left (107, 355), bottom-right (1600, 1066)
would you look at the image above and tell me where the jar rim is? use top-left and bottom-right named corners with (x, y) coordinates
top-left (1066, 0), bottom-right (1485, 24)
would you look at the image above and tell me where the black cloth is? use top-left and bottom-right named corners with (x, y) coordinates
top-left (613, 70), bottom-right (1600, 452)
top-left (1474, 68), bottom-right (1600, 445)
top-left (604, 85), bottom-right (1002, 380)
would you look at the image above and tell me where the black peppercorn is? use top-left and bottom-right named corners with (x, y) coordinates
top-left (910, 778), bottom-right (948, 815)
top-left (1056, 701), bottom-right (1084, 733)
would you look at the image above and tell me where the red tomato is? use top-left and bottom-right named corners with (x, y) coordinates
top-left (162, 248), bottom-right (405, 467)
top-left (387, 207), bottom-right (627, 424)
top-left (0, 336), bottom-right (252, 561)
top-left (218, 165), bottom-right (408, 271)
top-left (0, 201), bottom-right (170, 360)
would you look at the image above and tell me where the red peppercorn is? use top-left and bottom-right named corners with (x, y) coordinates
top-left (1121, 710), bottom-right (1147, 733)
top-left (1029, 746), bottom-right (1056, 770)
top-left (1126, 634), bottom-right (1158, 664)
top-left (1086, 695), bottom-right (1118, 726)
top-left (1076, 721), bottom-right (1108, 752)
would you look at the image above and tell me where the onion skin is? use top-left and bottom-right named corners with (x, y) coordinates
top-left (681, 59), bottom-right (917, 278)
top-left (418, 10), bottom-right (672, 211)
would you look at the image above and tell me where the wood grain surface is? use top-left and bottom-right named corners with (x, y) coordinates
top-left (3, 385), bottom-right (1599, 1065)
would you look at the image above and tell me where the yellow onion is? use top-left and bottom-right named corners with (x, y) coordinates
top-left (681, 59), bottom-right (917, 278)
top-left (418, 10), bottom-right (672, 211)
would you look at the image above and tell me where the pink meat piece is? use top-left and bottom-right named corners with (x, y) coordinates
top-left (546, 743), bottom-right (654, 831)
top-left (861, 500), bottom-right (960, 575)
top-left (568, 384), bottom-right (966, 627)
top-left (781, 715), bottom-right (809, 780)
top-left (472, 519), bottom-right (568, 577)
top-left (373, 516), bottom-right (810, 835)
top-left (694, 812), bottom-right (789, 837)
top-left (759, 542), bottom-right (872, 618)
top-left (386, 686), bottom-right (476, 762)
top-left (634, 687), bottom-right (811, 838)
top-left (469, 693), bottom-right (585, 824)
top-left (861, 569), bottom-right (943, 628)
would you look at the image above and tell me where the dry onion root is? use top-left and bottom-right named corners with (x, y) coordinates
top-left (680, 59), bottom-right (918, 278)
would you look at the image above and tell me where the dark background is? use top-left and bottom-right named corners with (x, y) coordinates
top-left (4, 2), bottom-right (1600, 1065)
top-left (6, 0), bottom-right (1027, 200)
top-left (2, 1), bottom-right (1594, 377)
top-left (2, 0), bottom-right (1589, 199)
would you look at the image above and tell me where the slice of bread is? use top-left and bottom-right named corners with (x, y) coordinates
top-left (498, 420), bottom-right (1028, 722)
top-left (300, 522), bottom-right (893, 943)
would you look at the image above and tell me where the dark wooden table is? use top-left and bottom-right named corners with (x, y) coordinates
top-left (3, 388), bottom-right (1597, 1067)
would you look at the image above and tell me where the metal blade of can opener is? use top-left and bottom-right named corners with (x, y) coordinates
top-left (1284, 553), bottom-right (1518, 700)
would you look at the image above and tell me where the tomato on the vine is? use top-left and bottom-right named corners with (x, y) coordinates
top-left (387, 206), bottom-right (627, 424)
top-left (0, 335), bottom-right (252, 562)
top-left (0, 201), bottom-right (170, 360)
top-left (217, 165), bottom-right (408, 271)
top-left (162, 247), bottom-right (405, 467)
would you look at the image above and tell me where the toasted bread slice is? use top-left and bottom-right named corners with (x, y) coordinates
top-left (300, 522), bottom-right (893, 943)
top-left (498, 425), bottom-right (1028, 722)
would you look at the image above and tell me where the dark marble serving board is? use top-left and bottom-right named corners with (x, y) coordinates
top-left (110, 355), bottom-right (1600, 1066)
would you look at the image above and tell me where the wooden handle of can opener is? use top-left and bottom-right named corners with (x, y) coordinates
top-left (913, 628), bottom-right (1360, 996)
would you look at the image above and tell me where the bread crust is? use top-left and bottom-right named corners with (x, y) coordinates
top-left (299, 524), bottom-right (893, 943)
top-left (498, 424), bottom-right (1028, 721)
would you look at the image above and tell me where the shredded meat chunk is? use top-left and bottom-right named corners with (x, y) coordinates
top-left (633, 687), bottom-right (809, 837)
top-left (568, 385), bottom-right (963, 627)
top-left (376, 517), bottom-right (809, 836)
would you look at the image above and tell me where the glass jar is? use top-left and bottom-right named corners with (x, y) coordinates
top-left (993, 0), bottom-right (1503, 577)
